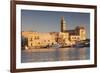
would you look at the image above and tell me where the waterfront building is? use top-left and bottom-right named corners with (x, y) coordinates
top-left (22, 17), bottom-right (86, 49)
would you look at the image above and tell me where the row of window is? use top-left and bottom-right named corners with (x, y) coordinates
top-left (30, 42), bottom-right (55, 46)
top-left (30, 36), bottom-right (40, 41)
top-left (71, 37), bottom-right (80, 40)
top-left (30, 38), bottom-right (53, 43)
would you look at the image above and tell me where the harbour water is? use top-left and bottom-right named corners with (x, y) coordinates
top-left (21, 47), bottom-right (90, 63)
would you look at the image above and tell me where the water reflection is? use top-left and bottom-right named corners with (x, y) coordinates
top-left (21, 47), bottom-right (90, 63)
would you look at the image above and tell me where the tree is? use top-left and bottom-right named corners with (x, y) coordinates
top-left (21, 36), bottom-right (28, 50)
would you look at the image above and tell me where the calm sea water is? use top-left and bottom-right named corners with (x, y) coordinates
top-left (21, 47), bottom-right (90, 63)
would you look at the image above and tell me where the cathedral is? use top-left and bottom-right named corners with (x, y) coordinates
top-left (22, 17), bottom-right (86, 49)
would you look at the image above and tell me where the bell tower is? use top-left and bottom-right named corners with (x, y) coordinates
top-left (61, 16), bottom-right (66, 32)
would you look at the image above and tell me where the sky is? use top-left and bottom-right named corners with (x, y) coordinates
top-left (21, 10), bottom-right (90, 38)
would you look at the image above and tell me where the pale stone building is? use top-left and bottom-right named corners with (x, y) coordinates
top-left (22, 32), bottom-right (57, 48)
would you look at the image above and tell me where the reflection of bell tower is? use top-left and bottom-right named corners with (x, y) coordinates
top-left (61, 16), bottom-right (66, 32)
